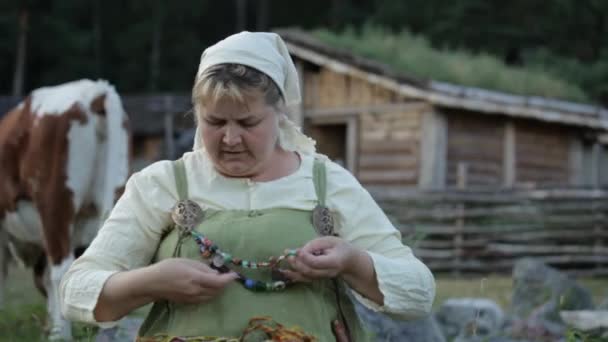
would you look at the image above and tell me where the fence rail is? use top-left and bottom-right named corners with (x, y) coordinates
top-left (376, 189), bottom-right (608, 276)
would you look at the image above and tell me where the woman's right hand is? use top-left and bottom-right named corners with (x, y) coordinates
top-left (145, 258), bottom-right (239, 304)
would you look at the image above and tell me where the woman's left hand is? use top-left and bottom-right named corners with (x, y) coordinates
top-left (282, 236), bottom-right (358, 282)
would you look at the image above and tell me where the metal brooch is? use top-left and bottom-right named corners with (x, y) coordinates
top-left (171, 199), bottom-right (205, 233)
top-left (312, 204), bottom-right (335, 236)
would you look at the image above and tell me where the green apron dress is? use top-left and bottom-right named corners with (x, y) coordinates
top-left (137, 158), bottom-right (369, 341)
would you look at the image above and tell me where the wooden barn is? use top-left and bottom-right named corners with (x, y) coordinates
top-left (277, 29), bottom-right (608, 195)
top-left (2, 31), bottom-right (607, 274)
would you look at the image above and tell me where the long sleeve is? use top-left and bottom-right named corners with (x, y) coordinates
top-left (59, 161), bottom-right (177, 325)
top-left (59, 151), bottom-right (435, 325)
top-left (326, 161), bottom-right (436, 320)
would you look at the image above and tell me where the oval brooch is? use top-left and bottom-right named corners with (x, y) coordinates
top-left (312, 204), bottom-right (335, 236)
top-left (171, 199), bottom-right (205, 233)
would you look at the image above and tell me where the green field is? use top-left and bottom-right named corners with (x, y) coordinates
top-left (0, 265), bottom-right (606, 341)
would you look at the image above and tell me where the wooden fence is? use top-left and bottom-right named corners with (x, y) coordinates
top-left (374, 189), bottom-right (608, 276)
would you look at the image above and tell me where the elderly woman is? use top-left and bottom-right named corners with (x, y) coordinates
top-left (60, 32), bottom-right (435, 341)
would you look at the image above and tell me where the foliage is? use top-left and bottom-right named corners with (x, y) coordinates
top-left (0, 265), bottom-right (99, 341)
top-left (565, 328), bottom-right (607, 342)
top-left (313, 25), bottom-right (588, 102)
top-left (0, 0), bottom-right (606, 105)
top-left (1, 265), bottom-right (607, 341)
top-left (523, 48), bottom-right (608, 104)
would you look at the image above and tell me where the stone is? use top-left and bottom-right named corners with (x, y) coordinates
top-left (509, 258), bottom-right (594, 340)
top-left (95, 317), bottom-right (143, 342)
top-left (354, 300), bottom-right (446, 342)
top-left (435, 298), bottom-right (504, 341)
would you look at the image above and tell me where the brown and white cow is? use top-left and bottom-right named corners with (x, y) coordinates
top-left (0, 79), bottom-right (130, 340)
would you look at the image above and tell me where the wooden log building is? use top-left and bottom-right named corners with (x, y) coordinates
top-left (277, 29), bottom-right (608, 194)
top-left (3, 31), bottom-right (608, 274)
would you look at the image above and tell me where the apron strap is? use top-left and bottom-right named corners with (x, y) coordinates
top-left (312, 158), bottom-right (327, 206)
top-left (173, 158), bottom-right (189, 201)
top-left (170, 158), bottom-right (191, 257)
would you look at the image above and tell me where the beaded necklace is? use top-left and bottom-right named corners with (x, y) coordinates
top-left (190, 230), bottom-right (297, 291)
top-left (171, 191), bottom-right (335, 293)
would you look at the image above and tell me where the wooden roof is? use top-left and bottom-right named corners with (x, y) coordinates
top-left (277, 29), bottom-right (608, 131)
top-left (0, 94), bottom-right (194, 135)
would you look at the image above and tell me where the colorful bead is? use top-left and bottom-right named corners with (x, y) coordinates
top-left (222, 253), bottom-right (232, 264)
top-left (254, 281), bottom-right (266, 291)
top-left (212, 254), bottom-right (225, 268)
top-left (273, 281), bottom-right (286, 291)
top-left (189, 226), bottom-right (299, 292)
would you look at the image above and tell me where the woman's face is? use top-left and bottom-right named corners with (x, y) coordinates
top-left (200, 92), bottom-right (281, 178)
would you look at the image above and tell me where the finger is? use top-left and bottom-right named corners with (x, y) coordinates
top-left (189, 294), bottom-right (217, 304)
top-left (280, 269), bottom-right (313, 283)
top-left (301, 237), bottom-right (338, 252)
top-left (288, 257), bottom-right (332, 279)
top-left (195, 271), bottom-right (239, 289)
top-left (190, 260), bottom-right (221, 274)
top-left (172, 293), bottom-right (216, 304)
top-left (298, 251), bottom-right (339, 270)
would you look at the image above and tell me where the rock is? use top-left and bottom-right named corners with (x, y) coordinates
top-left (354, 300), bottom-right (446, 342)
top-left (95, 317), bottom-right (143, 342)
top-left (509, 258), bottom-right (594, 340)
top-left (598, 296), bottom-right (608, 310)
top-left (435, 298), bottom-right (504, 341)
top-left (560, 310), bottom-right (608, 331)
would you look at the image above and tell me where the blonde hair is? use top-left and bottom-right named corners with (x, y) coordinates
top-left (192, 63), bottom-right (285, 116)
top-left (191, 63), bottom-right (316, 154)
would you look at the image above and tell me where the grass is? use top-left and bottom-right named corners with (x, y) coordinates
top-left (1, 265), bottom-right (606, 341)
top-left (434, 273), bottom-right (608, 311)
top-left (312, 25), bottom-right (589, 102)
top-left (0, 265), bottom-right (98, 341)
top-left (0, 264), bottom-right (148, 342)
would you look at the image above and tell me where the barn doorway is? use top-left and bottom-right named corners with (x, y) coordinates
top-left (303, 115), bottom-right (358, 174)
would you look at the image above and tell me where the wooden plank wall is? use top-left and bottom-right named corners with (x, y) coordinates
top-left (302, 66), bottom-right (424, 186)
top-left (446, 111), bottom-right (504, 188)
top-left (515, 122), bottom-right (570, 187)
top-left (358, 108), bottom-right (422, 185)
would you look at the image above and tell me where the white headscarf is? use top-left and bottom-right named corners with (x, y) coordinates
top-left (192, 31), bottom-right (316, 154)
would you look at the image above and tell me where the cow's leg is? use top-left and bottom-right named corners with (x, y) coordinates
top-left (36, 200), bottom-right (75, 341)
top-left (36, 187), bottom-right (78, 341)
top-left (46, 252), bottom-right (74, 341)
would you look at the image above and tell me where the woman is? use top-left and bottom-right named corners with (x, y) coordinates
top-left (60, 31), bottom-right (435, 341)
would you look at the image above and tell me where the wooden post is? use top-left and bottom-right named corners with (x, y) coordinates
top-left (453, 162), bottom-right (468, 275)
top-left (457, 162), bottom-right (468, 190)
top-left (345, 116), bottom-right (358, 175)
top-left (591, 143), bottom-right (601, 189)
top-left (593, 200), bottom-right (603, 272)
top-left (164, 96), bottom-right (175, 160)
top-left (600, 144), bottom-right (608, 187)
top-left (419, 111), bottom-right (447, 190)
top-left (569, 137), bottom-right (584, 186)
top-left (503, 121), bottom-right (516, 188)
